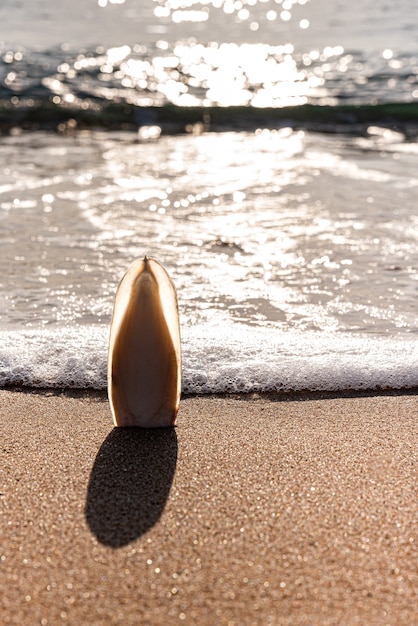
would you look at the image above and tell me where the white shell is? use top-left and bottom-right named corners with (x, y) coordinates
top-left (108, 257), bottom-right (181, 427)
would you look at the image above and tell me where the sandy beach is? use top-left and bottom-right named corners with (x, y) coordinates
top-left (1, 389), bottom-right (418, 625)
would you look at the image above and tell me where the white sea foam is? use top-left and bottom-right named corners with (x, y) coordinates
top-left (1, 325), bottom-right (417, 394)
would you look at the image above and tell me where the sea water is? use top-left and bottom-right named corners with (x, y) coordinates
top-left (0, 0), bottom-right (417, 393)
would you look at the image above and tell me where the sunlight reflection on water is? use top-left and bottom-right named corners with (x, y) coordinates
top-left (1, 129), bottom-right (417, 336)
top-left (4, 39), bottom-right (416, 115)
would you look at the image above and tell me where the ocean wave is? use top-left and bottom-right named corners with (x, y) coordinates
top-left (2, 100), bottom-right (418, 135)
top-left (1, 325), bottom-right (417, 394)
top-left (1, 42), bottom-right (418, 135)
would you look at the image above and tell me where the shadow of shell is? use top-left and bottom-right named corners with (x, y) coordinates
top-left (85, 427), bottom-right (178, 547)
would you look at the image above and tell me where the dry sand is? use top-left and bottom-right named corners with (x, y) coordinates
top-left (1, 389), bottom-right (418, 625)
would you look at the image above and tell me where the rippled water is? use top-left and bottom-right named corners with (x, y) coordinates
top-left (3, 42), bottom-right (417, 112)
top-left (2, 0), bottom-right (418, 52)
top-left (1, 128), bottom-right (417, 336)
top-left (1, 0), bottom-right (418, 124)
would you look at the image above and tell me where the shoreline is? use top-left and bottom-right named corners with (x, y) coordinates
top-left (3, 384), bottom-right (418, 400)
top-left (1, 388), bottom-right (418, 624)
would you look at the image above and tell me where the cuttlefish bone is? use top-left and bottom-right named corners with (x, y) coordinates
top-left (108, 256), bottom-right (181, 427)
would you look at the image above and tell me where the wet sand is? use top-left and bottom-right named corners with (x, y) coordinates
top-left (1, 389), bottom-right (418, 625)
